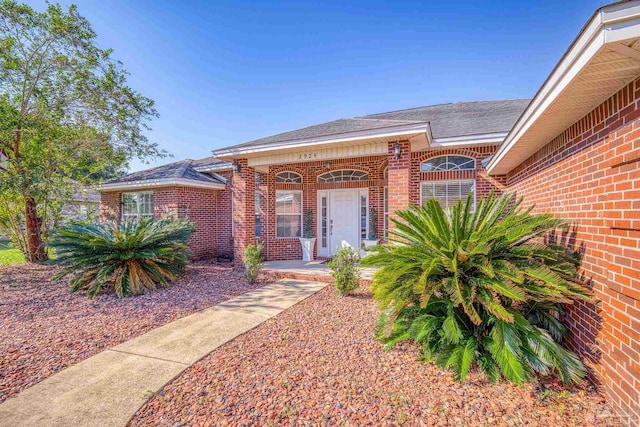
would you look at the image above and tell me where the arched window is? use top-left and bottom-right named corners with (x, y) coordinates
top-left (420, 155), bottom-right (476, 172)
top-left (317, 169), bottom-right (369, 183)
top-left (275, 171), bottom-right (302, 183)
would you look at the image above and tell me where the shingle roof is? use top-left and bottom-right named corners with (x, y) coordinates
top-left (219, 99), bottom-right (530, 152)
top-left (364, 99), bottom-right (530, 139)
top-left (103, 159), bottom-right (225, 185)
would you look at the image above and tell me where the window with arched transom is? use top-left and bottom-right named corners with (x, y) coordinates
top-left (275, 171), bottom-right (303, 183)
top-left (317, 169), bottom-right (369, 183)
top-left (420, 155), bottom-right (476, 172)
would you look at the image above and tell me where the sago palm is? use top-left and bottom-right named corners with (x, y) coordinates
top-left (51, 217), bottom-right (194, 297)
top-left (362, 192), bottom-right (591, 384)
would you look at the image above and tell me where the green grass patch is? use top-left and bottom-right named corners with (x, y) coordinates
top-left (0, 240), bottom-right (25, 264)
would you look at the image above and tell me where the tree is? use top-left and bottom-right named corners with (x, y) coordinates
top-left (361, 193), bottom-right (592, 384)
top-left (0, 1), bottom-right (162, 262)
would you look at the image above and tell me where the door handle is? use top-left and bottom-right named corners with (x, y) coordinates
top-left (330, 219), bottom-right (333, 236)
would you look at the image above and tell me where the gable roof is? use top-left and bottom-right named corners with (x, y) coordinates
top-left (213, 99), bottom-right (530, 156)
top-left (99, 159), bottom-right (227, 191)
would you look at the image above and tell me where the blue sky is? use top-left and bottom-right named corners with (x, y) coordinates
top-left (28, 0), bottom-right (606, 171)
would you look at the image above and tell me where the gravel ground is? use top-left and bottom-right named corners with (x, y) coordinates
top-left (130, 286), bottom-right (608, 426)
top-left (0, 261), bottom-right (268, 403)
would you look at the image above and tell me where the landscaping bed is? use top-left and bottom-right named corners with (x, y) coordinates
top-left (0, 261), bottom-right (268, 403)
top-left (130, 286), bottom-right (608, 426)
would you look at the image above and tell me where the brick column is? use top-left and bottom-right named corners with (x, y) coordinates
top-left (232, 159), bottom-right (256, 267)
top-left (387, 140), bottom-right (411, 232)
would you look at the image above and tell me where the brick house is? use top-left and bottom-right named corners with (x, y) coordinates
top-left (99, 1), bottom-right (640, 421)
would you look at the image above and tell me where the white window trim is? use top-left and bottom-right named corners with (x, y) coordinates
top-left (420, 180), bottom-right (476, 211)
top-left (121, 191), bottom-right (154, 221)
top-left (275, 189), bottom-right (303, 239)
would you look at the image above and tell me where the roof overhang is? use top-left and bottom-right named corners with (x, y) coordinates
top-left (212, 122), bottom-right (432, 159)
top-left (98, 177), bottom-right (226, 192)
top-left (193, 163), bottom-right (234, 173)
top-left (432, 131), bottom-right (508, 147)
top-left (487, 0), bottom-right (640, 175)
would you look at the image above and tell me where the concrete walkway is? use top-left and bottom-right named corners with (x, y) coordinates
top-left (0, 279), bottom-right (326, 427)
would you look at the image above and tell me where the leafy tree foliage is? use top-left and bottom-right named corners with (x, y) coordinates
top-left (361, 192), bottom-right (591, 384)
top-left (0, 1), bottom-right (162, 261)
top-left (51, 218), bottom-right (194, 298)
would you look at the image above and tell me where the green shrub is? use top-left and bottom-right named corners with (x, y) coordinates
top-left (361, 192), bottom-right (591, 384)
top-left (50, 217), bottom-right (194, 298)
top-left (243, 243), bottom-right (264, 284)
top-left (328, 246), bottom-right (361, 296)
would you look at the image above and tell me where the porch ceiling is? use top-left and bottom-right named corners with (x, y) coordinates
top-left (246, 132), bottom-right (428, 170)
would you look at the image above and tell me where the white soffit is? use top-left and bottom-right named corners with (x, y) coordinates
top-left (488, 0), bottom-right (640, 175)
top-left (247, 140), bottom-right (389, 168)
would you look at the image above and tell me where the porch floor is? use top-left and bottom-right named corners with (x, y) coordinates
top-left (263, 260), bottom-right (377, 284)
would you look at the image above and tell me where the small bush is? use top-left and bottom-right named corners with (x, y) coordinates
top-left (328, 246), bottom-right (361, 296)
top-left (243, 243), bottom-right (264, 284)
top-left (50, 217), bottom-right (195, 298)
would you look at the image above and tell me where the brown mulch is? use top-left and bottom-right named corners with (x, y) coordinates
top-left (129, 286), bottom-right (608, 426)
top-left (0, 261), bottom-right (268, 403)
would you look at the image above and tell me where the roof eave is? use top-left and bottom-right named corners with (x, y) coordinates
top-left (432, 131), bottom-right (508, 147)
top-left (98, 178), bottom-right (226, 192)
top-left (487, 0), bottom-right (640, 175)
top-left (193, 164), bottom-right (234, 172)
top-left (212, 122), bottom-right (432, 159)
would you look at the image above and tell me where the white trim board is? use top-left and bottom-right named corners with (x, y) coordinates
top-left (98, 178), bottom-right (226, 192)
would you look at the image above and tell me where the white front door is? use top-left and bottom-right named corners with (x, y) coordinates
top-left (329, 190), bottom-right (360, 255)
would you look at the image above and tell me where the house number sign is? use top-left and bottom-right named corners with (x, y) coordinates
top-left (297, 153), bottom-right (318, 160)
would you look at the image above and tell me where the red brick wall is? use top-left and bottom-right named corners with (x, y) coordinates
top-left (507, 78), bottom-right (640, 422)
top-left (99, 186), bottom-right (221, 260)
top-left (99, 192), bottom-right (121, 221)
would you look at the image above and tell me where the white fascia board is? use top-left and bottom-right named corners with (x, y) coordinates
top-left (486, 0), bottom-right (640, 175)
top-left (212, 122), bottom-right (432, 158)
top-left (98, 178), bottom-right (226, 192)
top-left (432, 132), bottom-right (508, 147)
top-left (193, 163), bottom-right (234, 172)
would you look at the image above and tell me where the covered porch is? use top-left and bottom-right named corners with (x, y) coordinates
top-left (221, 127), bottom-right (428, 262)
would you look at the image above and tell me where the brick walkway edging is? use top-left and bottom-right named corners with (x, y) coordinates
top-left (0, 279), bottom-right (327, 427)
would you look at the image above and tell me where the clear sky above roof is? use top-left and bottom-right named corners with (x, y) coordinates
top-left (26, 0), bottom-right (606, 171)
